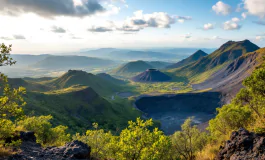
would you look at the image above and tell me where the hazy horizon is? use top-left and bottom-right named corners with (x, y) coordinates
top-left (0, 0), bottom-right (264, 54)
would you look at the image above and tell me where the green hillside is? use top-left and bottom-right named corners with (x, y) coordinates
top-left (166, 50), bottom-right (207, 69)
top-left (110, 60), bottom-right (154, 77)
top-left (168, 40), bottom-right (260, 83)
top-left (23, 85), bottom-right (141, 133)
top-left (7, 78), bottom-right (52, 92)
top-left (96, 73), bottom-right (127, 85)
top-left (43, 70), bottom-right (121, 96)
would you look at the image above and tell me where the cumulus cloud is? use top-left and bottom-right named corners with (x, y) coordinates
top-left (253, 20), bottom-right (265, 25)
top-left (116, 11), bottom-right (191, 32)
top-left (223, 18), bottom-right (242, 30)
top-left (88, 26), bottom-right (113, 32)
top-left (212, 1), bottom-right (232, 15)
top-left (51, 26), bottom-right (66, 33)
top-left (203, 23), bottom-right (214, 30)
top-left (0, 35), bottom-right (26, 40)
top-left (244, 0), bottom-right (265, 18)
top-left (0, 0), bottom-right (105, 17)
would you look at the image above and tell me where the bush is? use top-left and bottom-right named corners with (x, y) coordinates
top-left (17, 115), bottom-right (70, 146)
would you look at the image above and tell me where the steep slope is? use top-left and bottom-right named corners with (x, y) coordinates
top-left (24, 86), bottom-right (140, 133)
top-left (166, 50), bottom-right (207, 69)
top-left (131, 69), bottom-right (172, 82)
top-left (111, 60), bottom-right (153, 75)
top-left (168, 40), bottom-right (260, 83)
top-left (44, 70), bottom-right (121, 96)
top-left (32, 56), bottom-right (114, 69)
top-left (193, 48), bottom-right (265, 102)
top-left (96, 73), bottom-right (126, 84)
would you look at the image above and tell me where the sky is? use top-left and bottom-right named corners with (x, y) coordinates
top-left (0, 0), bottom-right (264, 54)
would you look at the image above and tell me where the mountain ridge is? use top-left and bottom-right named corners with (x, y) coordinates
top-left (167, 50), bottom-right (207, 69)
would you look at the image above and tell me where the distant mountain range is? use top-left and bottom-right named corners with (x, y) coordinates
top-left (32, 56), bottom-right (115, 69)
top-left (78, 48), bottom-right (215, 61)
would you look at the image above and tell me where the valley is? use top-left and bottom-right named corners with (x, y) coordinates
top-left (3, 40), bottom-right (264, 135)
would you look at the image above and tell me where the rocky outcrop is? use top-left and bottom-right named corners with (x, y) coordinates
top-left (216, 128), bottom-right (265, 160)
top-left (9, 132), bottom-right (91, 160)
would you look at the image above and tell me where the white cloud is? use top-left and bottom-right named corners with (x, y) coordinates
top-left (241, 12), bottom-right (247, 19)
top-left (0, 35), bottom-right (26, 40)
top-left (212, 1), bottom-right (232, 15)
top-left (256, 36), bottom-right (264, 41)
top-left (203, 23), bottom-right (214, 30)
top-left (223, 18), bottom-right (242, 30)
top-left (116, 11), bottom-right (190, 32)
top-left (232, 17), bottom-right (240, 22)
top-left (244, 0), bottom-right (265, 18)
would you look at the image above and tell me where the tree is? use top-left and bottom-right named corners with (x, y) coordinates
top-left (73, 123), bottom-right (115, 159)
top-left (171, 118), bottom-right (208, 160)
top-left (0, 43), bottom-right (26, 120)
top-left (208, 104), bottom-right (252, 137)
top-left (116, 118), bottom-right (171, 160)
top-left (232, 67), bottom-right (265, 133)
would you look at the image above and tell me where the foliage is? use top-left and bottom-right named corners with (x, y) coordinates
top-left (116, 118), bottom-right (172, 160)
top-left (74, 118), bottom-right (172, 160)
top-left (208, 104), bottom-right (252, 137)
top-left (171, 118), bottom-right (208, 160)
top-left (73, 122), bottom-right (115, 159)
top-left (17, 115), bottom-right (70, 146)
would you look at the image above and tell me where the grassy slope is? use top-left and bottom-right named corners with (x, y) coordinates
top-left (23, 85), bottom-right (141, 134)
top-left (167, 40), bottom-right (260, 83)
top-left (110, 60), bottom-right (154, 77)
top-left (42, 70), bottom-right (122, 96)
top-left (166, 50), bottom-right (207, 69)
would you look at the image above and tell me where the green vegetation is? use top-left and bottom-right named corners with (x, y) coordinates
top-left (2, 42), bottom-right (265, 160)
top-left (127, 81), bottom-right (192, 95)
top-left (0, 44), bottom-right (70, 150)
top-left (110, 60), bottom-right (153, 77)
top-left (42, 70), bottom-right (122, 96)
top-left (197, 56), bottom-right (265, 159)
top-left (167, 50), bottom-right (207, 69)
top-left (168, 40), bottom-right (259, 83)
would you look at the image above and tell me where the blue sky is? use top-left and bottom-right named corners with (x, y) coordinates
top-left (0, 0), bottom-right (264, 54)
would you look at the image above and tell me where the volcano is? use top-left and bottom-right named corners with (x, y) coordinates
top-left (131, 69), bottom-right (172, 82)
